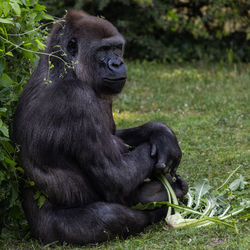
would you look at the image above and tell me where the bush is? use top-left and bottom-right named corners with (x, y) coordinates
top-left (42, 0), bottom-right (250, 62)
top-left (0, 0), bottom-right (53, 238)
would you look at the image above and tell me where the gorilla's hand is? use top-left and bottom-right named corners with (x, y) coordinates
top-left (149, 123), bottom-right (182, 176)
top-left (164, 174), bottom-right (189, 198)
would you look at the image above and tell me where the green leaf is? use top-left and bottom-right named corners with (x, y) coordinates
top-left (0, 136), bottom-right (9, 141)
top-left (26, 179), bottom-right (35, 187)
top-left (16, 167), bottom-right (24, 174)
top-left (0, 108), bottom-right (7, 113)
top-left (240, 200), bottom-right (250, 209)
top-left (33, 191), bottom-right (48, 208)
top-left (34, 4), bottom-right (46, 11)
top-left (193, 180), bottom-right (211, 210)
top-left (0, 125), bottom-right (9, 137)
top-left (2, 2), bottom-right (11, 16)
top-left (0, 17), bottom-right (14, 24)
top-left (10, 1), bottom-right (21, 16)
top-left (37, 195), bottom-right (46, 209)
top-left (229, 175), bottom-right (247, 191)
top-left (5, 157), bottom-right (17, 167)
top-left (0, 73), bottom-right (13, 87)
top-left (0, 170), bottom-right (5, 182)
top-left (1, 141), bottom-right (15, 154)
top-left (21, 0), bottom-right (27, 6)
top-left (5, 51), bottom-right (13, 57)
top-left (0, 26), bottom-right (7, 36)
top-left (33, 191), bottom-right (40, 200)
top-left (35, 39), bottom-right (45, 50)
top-left (23, 42), bottom-right (32, 47)
top-left (41, 13), bottom-right (54, 20)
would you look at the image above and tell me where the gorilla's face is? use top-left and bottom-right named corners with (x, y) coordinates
top-left (94, 37), bottom-right (126, 95)
top-left (63, 12), bottom-right (127, 95)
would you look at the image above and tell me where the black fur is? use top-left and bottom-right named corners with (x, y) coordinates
top-left (13, 10), bottom-right (188, 245)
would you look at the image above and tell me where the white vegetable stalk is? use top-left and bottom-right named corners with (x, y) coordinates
top-left (156, 171), bottom-right (248, 231)
top-left (133, 167), bottom-right (248, 232)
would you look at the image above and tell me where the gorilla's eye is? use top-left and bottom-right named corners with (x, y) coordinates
top-left (113, 48), bottom-right (122, 57)
top-left (67, 38), bottom-right (78, 56)
top-left (113, 45), bottom-right (123, 57)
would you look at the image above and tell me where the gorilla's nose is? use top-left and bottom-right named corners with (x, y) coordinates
top-left (108, 58), bottom-right (124, 72)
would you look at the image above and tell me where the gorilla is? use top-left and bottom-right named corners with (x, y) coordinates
top-left (13, 10), bottom-right (188, 245)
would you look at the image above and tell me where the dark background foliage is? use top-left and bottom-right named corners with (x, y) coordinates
top-left (41, 0), bottom-right (250, 62)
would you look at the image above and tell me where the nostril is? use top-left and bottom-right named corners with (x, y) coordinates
top-left (108, 58), bottom-right (123, 70)
top-left (115, 59), bottom-right (124, 67)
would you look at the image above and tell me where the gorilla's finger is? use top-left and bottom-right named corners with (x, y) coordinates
top-left (155, 161), bottom-right (166, 170)
top-left (166, 159), bottom-right (173, 169)
top-left (170, 157), bottom-right (181, 176)
top-left (163, 166), bottom-right (170, 174)
top-left (175, 174), bottom-right (189, 194)
top-left (150, 144), bottom-right (157, 157)
top-left (164, 173), bottom-right (174, 185)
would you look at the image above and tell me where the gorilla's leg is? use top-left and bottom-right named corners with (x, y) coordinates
top-left (23, 190), bottom-right (166, 245)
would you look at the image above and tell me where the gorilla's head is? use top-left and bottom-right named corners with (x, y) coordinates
top-left (46, 10), bottom-right (126, 95)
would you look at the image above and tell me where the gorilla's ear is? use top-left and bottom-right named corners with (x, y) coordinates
top-left (65, 10), bottom-right (89, 25)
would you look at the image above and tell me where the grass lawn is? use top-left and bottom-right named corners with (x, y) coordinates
top-left (1, 62), bottom-right (249, 249)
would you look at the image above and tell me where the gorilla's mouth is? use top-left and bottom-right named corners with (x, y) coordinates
top-left (102, 77), bottom-right (126, 94)
top-left (103, 77), bottom-right (126, 83)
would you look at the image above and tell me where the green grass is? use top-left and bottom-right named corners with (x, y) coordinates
top-left (1, 62), bottom-right (249, 249)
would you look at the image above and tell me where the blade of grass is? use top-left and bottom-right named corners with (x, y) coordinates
top-left (217, 165), bottom-right (241, 191)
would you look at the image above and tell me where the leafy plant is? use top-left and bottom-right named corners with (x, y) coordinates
top-left (0, 0), bottom-right (53, 238)
top-left (133, 167), bottom-right (249, 232)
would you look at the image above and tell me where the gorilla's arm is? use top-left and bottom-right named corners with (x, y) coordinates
top-left (81, 142), bottom-right (156, 202)
top-left (116, 122), bottom-right (176, 146)
top-left (17, 82), bottom-right (157, 203)
top-left (115, 122), bottom-right (182, 175)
